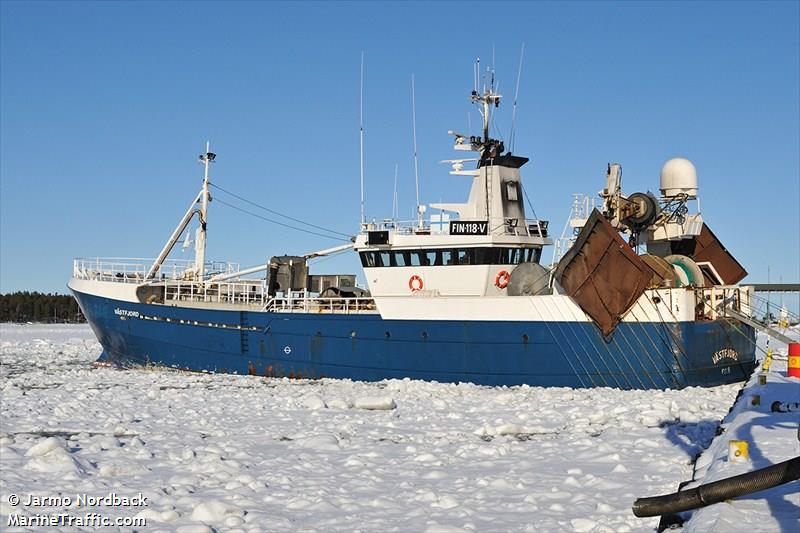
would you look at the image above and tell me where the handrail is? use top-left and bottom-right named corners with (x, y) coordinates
top-left (265, 294), bottom-right (376, 314)
top-left (164, 279), bottom-right (267, 307)
top-left (359, 217), bottom-right (549, 237)
top-left (72, 257), bottom-right (241, 284)
top-left (694, 285), bottom-right (754, 320)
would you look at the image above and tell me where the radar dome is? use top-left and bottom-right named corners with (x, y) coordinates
top-left (660, 157), bottom-right (698, 198)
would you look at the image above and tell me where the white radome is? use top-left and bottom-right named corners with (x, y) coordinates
top-left (660, 157), bottom-right (698, 198)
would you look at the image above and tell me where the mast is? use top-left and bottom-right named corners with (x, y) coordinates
top-left (471, 64), bottom-right (501, 153)
top-left (470, 60), bottom-right (502, 221)
top-left (195, 142), bottom-right (214, 280)
top-left (145, 144), bottom-right (215, 281)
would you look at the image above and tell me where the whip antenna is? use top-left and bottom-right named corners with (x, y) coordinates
top-left (412, 73), bottom-right (423, 228)
top-left (491, 44), bottom-right (496, 90)
top-left (359, 51), bottom-right (366, 227)
top-left (392, 162), bottom-right (399, 220)
top-left (510, 42), bottom-right (525, 153)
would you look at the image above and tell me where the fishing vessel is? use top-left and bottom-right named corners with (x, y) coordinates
top-left (68, 76), bottom-right (757, 390)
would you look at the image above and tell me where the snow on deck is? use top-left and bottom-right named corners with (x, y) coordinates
top-left (0, 323), bottom-right (770, 532)
top-left (681, 328), bottom-right (800, 532)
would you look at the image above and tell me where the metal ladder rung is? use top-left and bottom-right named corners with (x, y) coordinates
top-left (725, 308), bottom-right (796, 345)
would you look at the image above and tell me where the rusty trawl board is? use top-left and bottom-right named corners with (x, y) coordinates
top-left (555, 209), bottom-right (652, 337)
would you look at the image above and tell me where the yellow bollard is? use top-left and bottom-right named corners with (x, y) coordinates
top-left (763, 348), bottom-right (773, 372)
top-left (758, 373), bottom-right (767, 386)
top-left (728, 440), bottom-right (749, 463)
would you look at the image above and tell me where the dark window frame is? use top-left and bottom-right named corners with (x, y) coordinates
top-left (359, 247), bottom-right (542, 267)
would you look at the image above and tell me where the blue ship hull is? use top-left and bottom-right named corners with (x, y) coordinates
top-left (72, 289), bottom-right (756, 390)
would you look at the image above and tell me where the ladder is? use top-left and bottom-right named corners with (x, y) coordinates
top-left (725, 308), bottom-right (796, 345)
top-left (240, 311), bottom-right (250, 354)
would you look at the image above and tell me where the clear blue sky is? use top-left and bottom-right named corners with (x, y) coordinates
top-left (1, 1), bottom-right (798, 296)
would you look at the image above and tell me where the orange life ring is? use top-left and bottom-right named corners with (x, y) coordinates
top-left (408, 275), bottom-right (424, 292)
top-left (495, 270), bottom-right (510, 289)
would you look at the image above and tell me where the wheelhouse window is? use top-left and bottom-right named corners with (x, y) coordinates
top-left (361, 247), bottom-right (541, 267)
top-left (393, 251), bottom-right (411, 267)
top-left (425, 250), bottom-right (442, 266)
top-left (359, 251), bottom-right (376, 267)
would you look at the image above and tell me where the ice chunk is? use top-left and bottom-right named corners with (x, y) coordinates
top-left (25, 445), bottom-right (87, 475)
top-left (327, 397), bottom-right (352, 409)
top-left (189, 500), bottom-right (243, 523)
top-left (353, 396), bottom-right (396, 410)
top-left (25, 436), bottom-right (62, 457)
top-left (294, 434), bottom-right (340, 451)
top-left (571, 518), bottom-right (598, 532)
top-left (301, 393), bottom-right (326, 410)
top-left (432, 495), bottom-right (459, 509)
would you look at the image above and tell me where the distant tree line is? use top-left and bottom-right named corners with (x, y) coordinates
top-left (0, 292), bottom-right (85, 323)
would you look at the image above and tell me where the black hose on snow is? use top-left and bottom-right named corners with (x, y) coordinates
top-left (632, 456), bottom-right (800, 517)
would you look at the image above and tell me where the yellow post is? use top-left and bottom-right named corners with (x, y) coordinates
top-left (728, 440), bottom-right (749, 463)
top-left (763, 348), bottom-right (773, 372)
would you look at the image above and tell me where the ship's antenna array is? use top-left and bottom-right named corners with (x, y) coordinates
top-left (510, 42), bottom-right (525, 153)
top-left (470, 57), bottom-right (501, 150)
top-left (491, 45), bottom-right (496, 91)
top-left (359, 51), bottom-right (366, 228)
top-left (411, 73), bottom-right (424, 228)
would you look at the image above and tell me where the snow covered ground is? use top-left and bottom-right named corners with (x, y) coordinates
top-left (0, 324), bottom-right (786, 532)
top-left (681, 328), bottom-right (799, 532)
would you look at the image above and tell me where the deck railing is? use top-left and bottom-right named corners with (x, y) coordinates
top-left (265, 294), bottom-right (376, 314)
top-left (72, 258), bottom-right (373, 312)
top-left (695, 285), bottom-right (754, 320)
top-left (164, 279), bottom-right (268, 307)
top-left (72, 258), bottom-right (240, 283)
top-left (360, 218), bottom-right (548, 238)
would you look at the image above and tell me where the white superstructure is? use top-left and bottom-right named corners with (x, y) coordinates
top-left (354, 80), bottom-right (551, 299)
